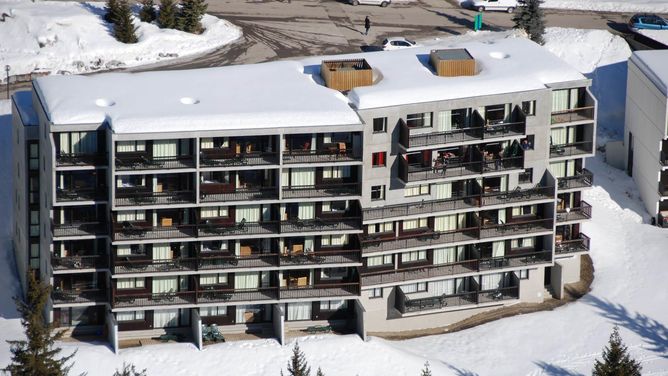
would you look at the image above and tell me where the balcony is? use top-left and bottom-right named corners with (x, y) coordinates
top-left (557, 201), bottom-right (592, 223)
top-left (112, 221), bottom-right (197, 241)
top-left (551, 106), bottom-right (595, 125)
top-left (115, 154), bottom-right (195, 171)
top-left (53, 221), bottom-right (108, 238)
top-left (52, 288), bottom-right (107, 305)
top-left (279, 282), bottom-right (360, 300)
top-left (57, 188), bottom-right (107, 203)
top-left (280, 217), bottom-right (361, 234)
top-left (362, 227), bottom-right (479, 254)
top-left (52, 255), bottom-right (107, 271)
top-left (557, 168), bottom-right (594, 190)
top-left (113, 290), bottom-right (197, 308)
top-left (550, 141), bottom-right (594, 158)
top-left (115, 190), bottom-right (195, 207)
top-left (395, 285), bottom-right (519, 314)
top-left (200, 149), bottom-right (278, 168)
top-left (112, 287), bottom-right (279, 308)
top-left (113, 254), bottom-right (280, 274)
top-left (282, 182), bottom-right (361, 199)
top-left (282, 148), bottom-right (361, 165)
top-left (198, 220), bottom-right (279, 238)
top-left (555, 233), bottom-right (590, 255)
top-left (196, 287), bottom-right (279, 304)
top-left (200, 185), bottom-right (278, 203)
top-left (399, 156), bottom-right (524, 183)
top-left (279, 249), bottom-right (361, 266)
top-left (56, 153), bottom-right (107, 168)
top-left (479, 218), bottom-right (554, 239)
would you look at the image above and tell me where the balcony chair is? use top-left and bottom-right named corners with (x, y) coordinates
top-left (121, 221), bottom-right (146, 238)
top-left (122, 256), bottom-right (148, 271)
top-left (153, 288), bottom-right (176, 302)
top-left (489, 289), bottom-right (504, 301)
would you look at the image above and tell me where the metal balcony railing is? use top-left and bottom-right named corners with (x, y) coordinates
top-left (52, 255), bottom-right (107, 270)
top-left (199, 150), bottom-right (279, 167)
top-left (279, 282), bottom-right (360, 299)
top-left (282, 182), bottom-right (361, 199)
top-left (282, 149), bottom-right (361, 164)
top-left (555, 233), bottom-right (590, 254)
top-left (550, 106), bottom-right (595, 124)
top-left (556, 201), bottom-right (592, 222)
top-left (550, 141), bottom-right (594, 158)
top-left (200, 186), bottom-right (278, 203)
top-left (56, 153), bottom-right (107, 167)
top-left (396, 285), bottom-right (519, 314)
top-left (115, 155), bottom-right (195, 171)
top-left (557, 169), bottom-right (594, 190)
top-left (52, 288), bottom-right (107, 305)
top-left (115, 190), bottom-right (195, 206)
top-left (53, 221), bottom-right (108, 238)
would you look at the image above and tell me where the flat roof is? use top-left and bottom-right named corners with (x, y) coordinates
top-left (432, 48), bottom-right (473, 61)
top-left (631, 50), bottom-right (668, 97)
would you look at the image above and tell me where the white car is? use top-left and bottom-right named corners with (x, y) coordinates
top-left (470, 0), bottom-right (521, 12)
top-left (349, 0), bottom-right (391, 7)
top-left (382, 37), bottom-right (420, 51)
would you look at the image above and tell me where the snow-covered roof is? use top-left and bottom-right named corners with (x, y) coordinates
top-left (33, 37), bottom-right (587, 133)
top-left (631, 50), bottom-right (668, 97)
top-left (12, 91), bottom-right (39, 126)
top-left (33, 61), bottom-right (363, 134)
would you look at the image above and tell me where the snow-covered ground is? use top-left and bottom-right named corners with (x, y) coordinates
top-left (0, 0), bottom-right (241, 79)
top-left (1, 28), bottom-right (668, 375)
top-left (541, 0), bottom-right (668, 12)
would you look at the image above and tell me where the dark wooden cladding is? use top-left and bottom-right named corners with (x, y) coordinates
top-left (321, 59), bottom-right (373, 91)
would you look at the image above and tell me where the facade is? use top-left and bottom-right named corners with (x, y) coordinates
top-left (623, 50), bottom-right (668, 226)
top-left (12, 38), bottom-right (596, 346)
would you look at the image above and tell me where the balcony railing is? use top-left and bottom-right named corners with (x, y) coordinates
top-left (56, 188), bottom-right (107, 202)
top-left (197, 221), bottom-right (280, 238)
top-left (479, 218), bottom-right (554, 239)
top-left (396, 285), bottom-right (519, 314)
top-left (52, 255), bottom-right (107, 271)
top-left (198, 254), bottom-right (280, 270)
top-left (112, 222), bottom-right (197, 241)
top-left (279, 282), bottom-right (360, 299)
top-left (200, 186), bottom-right (278, 203)
top-left (279, 249), bottom-right (361, 266)
top-left (113, 291), bottom-right (197, 308)
top-left (280, 217), bottom-right (361, 233)
top-left (112, 287), bottom-right (280, 308)
top-left (115, 190), bottom-right (195, 206)
top-left (282, 182), bottom-right (361, 199)
top-left (400, 122), bottom-right (525, 149)
top-left (53, 221), bottom-right (108, 238)
top-left (551, 106), bottom-right (595, 124)
top-left (282, 149), bottom-right (361, 164)
top-left (52, 288), bottom-right (107, 305)
top-left (115, 155), bottom-right (195, 171)
top-left (555, 233), bottom-right (590, 254)
top-left (199, 150), bottom-right (279, 167)
top-left (196, 287), bottom-right (279, 304)
top-left (56, 153), bottom-right (107, 167)
top-left (557, 169), bottom-right (594, 190)
top-left (400, 156), bottom-right (524, 182)
top-left (557, 201), bottom-right (592, 222)
top-left (113, 254), bottom-right (280, 274)
top-left (550, 141), bottom-right (594, 158)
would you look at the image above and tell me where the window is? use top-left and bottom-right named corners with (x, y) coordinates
top-left (116, 311), bottom-right (145, 322)
top-left (321, 234), bottom-right (348, 247)
top-left (28, 143), bottom-right (39, 170)
top-left (320, 300), bottom-right (347, 311)
top-left (29, 210), bottom-right (39, 237)
top-left (321, 267), bottom-right (347, 280)
top-left (511, 237), bottom-right (534, 249)
top-left (323, 166), bottom-right (351, 179)
top-left (201, 206), bottom-right (229, 219)
top-left (519, 168), bottom-right (533, 184)
top-left (402, 218), bottom-right (427, 231)
top-left (371, 185), bottom-right (385, 200)
top-left (116, 140), bottom-right (146, 153)
top-left (322, 201), bottom-right (347, 213)
top-left (522, 100), bottom-right (536, 116)
top-left (370, 288), bottom-right (383, 298)
top-left (401, 282), bottom-right (427, 294)
top-left (200, 306), bottom-right (227, 317)
top-left (401, 250), bottom-right (427, 263)
top-left (200, 273), bottom-right (228, 285)
top-left (372, 152), bottom-right (386, 167)
top-left (404, 184), bottom-right (429, 197)
top-left (516, 269), bottom-right (529, 280)
top-left (373, 117), bottom-right (387, 133)
top-left (512, 205), bottom-right (537, 216)
top-left (117, 278), bottom-right (145, 289)
top-left (367, 254), bottom-right (393, 267)
top-left (367, 221), bottom-right (393, 234)
top-left (406, 112), bottom-right (433, 128)
top-left (116, 210), bottom-right (146, 222)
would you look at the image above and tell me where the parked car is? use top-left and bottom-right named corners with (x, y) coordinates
top-left (629, 13), bottom-right (668, 31)
top-left (468, 0), bottom-right (521, 12)
top-left (349, 0), bottom-right (390, 7)
top-left (382, 37), bottom-right (420, 51)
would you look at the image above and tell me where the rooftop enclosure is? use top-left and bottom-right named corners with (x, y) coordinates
top-left (321, 59), bottom-right (373, 92)
top-left (430, 49), bottom-right (476, 77)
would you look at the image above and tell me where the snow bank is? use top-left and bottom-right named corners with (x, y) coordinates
top-left (637, 29), bottom-right (668, 48)
top-left (0, 1), bottom-right (241, 79)
top-left (541, 0), bottom-right (668, 12)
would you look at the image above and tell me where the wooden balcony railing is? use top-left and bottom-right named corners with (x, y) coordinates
top-left (557, 168), bottom-right (594, 190)
top-left (279, 282), bottom-right (360, 300)
top-left (550, 106), bottom-right (595, 124)
top-left (115, 190), bottom-right (195, 206)
top-left (557, 201), bottom-right (592, 222)
top-left (550, 141), bottom-right (594, 158)
top-left (555, 233), bottom-right (590, 254)
top-left (282, 182), bottom-right (361, 199)
top-left (395, 285), bottom-right (519, 314)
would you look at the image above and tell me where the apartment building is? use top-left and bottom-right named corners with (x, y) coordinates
top-left (623, 50), bottom-right (668, 226)
top-left (12, 37), bottom-right (596, 347)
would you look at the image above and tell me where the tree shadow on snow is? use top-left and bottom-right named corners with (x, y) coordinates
top-left (533, 361), bottom-right (584, 376)
top-left (583, 295), bottom-right (668, 359)
top-left (445, 363), bottom-right (479, 376)
top-left (79, 2), bottom-right (115, 37)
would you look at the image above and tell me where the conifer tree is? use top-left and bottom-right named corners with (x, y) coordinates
top-left (138, 0), bottom-right (157, 23)
top-left (286, 342), bottom-right (311, 376)
top-left (157, 0), bottom-right (178, 29)
top-left (592, 326), bottom-right (642, 376)
top-left (315, 367), bottom-right (325, 376)
top-left (105, 0), bottom-right (121, 23)
top-left (512, 0), bottom-right (546, 45)
top-left (177, 0), bottom-right (208, 33)
top-left (420, 361), bottom-right (433, 376)
top-left (114, 0), bottom-right (138, 43)
top-left (3, 273), bottom-right (76, 376)
top-left (113, 362), bottom-right (148, 376)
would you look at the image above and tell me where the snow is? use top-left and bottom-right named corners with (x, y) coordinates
top-left (541, 0), bottom-right (668, 12)
top-left (34, 61), bottom-right (363, 133)
top-left (2, 28), bottom-right (668, 375)
top-left (0, 0), bottom-right (241, 79)
top-left (630, 50), bottom-right (668, 97)
top-left (636, 29), bottom-right (668, 47)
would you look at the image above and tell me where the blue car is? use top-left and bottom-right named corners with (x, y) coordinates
top-left (629, 14), bottom-right (668, 30)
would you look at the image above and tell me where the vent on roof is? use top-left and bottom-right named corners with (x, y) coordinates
top-left (321, 58), bottom-right (373, 92)
top-left (430, 48), bottom-right (476, 77)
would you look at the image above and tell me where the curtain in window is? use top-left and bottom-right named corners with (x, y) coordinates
top-left (200, 138), bottom-right (214, 149)
top-left (117, 245), bottom-right (131, 256)
top-left (298, 203), bottom-right (315, 220)
top-left (567, 125), bottom-right (576, 143)
top-left (456, 277), bottom-right (469, 293)
top-left (433, 183), bottom-right (452, 199)
top-left (304, 237), bottom-right (314, 252)
top-left (236, 305), bottom-right (255, 323)
top-left (117, 311), bottom-right (143, 321)
top-left (201, 207), bottom-right (220, 218)
top-left (367, 256), bottom-right (383, 267)
top-left (503, 104), bottom-right (511, 122)
top-left (492, 241), bottom-right (505, 257)
top-left (200, 274), bottom-right (218, 285)
top-left (566, 160), bottom-right (576, 176)
top-left (152, 277), bottom-right (177, 294)
top-left (59, 134), bottom-right (70, 154)
top-left (499, 176), bottom-right (508, 192)
top-left (287, 302), bottom-right (312, 321)
top-left (201, 306), bottom-right (226, 317)
top-left (236, 205), bottom-right (260, 222)
top-left (498, 209), bottom-right (506, 224)
top-left (154, 309), bottom-right (179, 328)
top-left (569, 88), bottom-right (580, 109)
top-left (403, 219), bottom-right (419, 230)
top-left (423, 112), bottom-right (432, 127)
top-left (117, 210), bottom-right (144, 222)
top-left (153, 140), bottom-right (177, 158)
top-left (117, 278), bottom-right (136, 289)
top-left (434, 215), bottom-right (457, 231)
top-left (437, 110), bottom-right (452, 132)
top-left (261, 271), bottom-right (270, 287)
top-left (552, 90), bottom-right (569, 112)
top-left (549, 162), bottom-right (566, 178)
top-left (458, 213), bottom-right (466, 228)
top-left (433, 247), bottom-right (456, 265)
top-left (551, 128), bottom-right (567, 146)
top-left (281, 170), bottom-right (289, 187)
top-left (117, 141), bottom-right (133, 152)
top-left (291, 169), bottom-right (315, 187)
top-left (152, 244), bottom-right (171, 260)
top-left (429, 279), bottom-right (455, 296)
top-left (235, 272), bottom-right (259, 289)
top-left (480, 273), bottom-right (503, 291)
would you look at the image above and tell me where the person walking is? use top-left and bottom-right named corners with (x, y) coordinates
top-left (364, 16), bottom-right (371, 35)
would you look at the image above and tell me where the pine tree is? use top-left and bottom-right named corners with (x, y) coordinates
top-left (177, 0), bottom-right (208, 33)
top-left (420, 361), bottom-right (432, 376)
top-left (593, 326), bottom-right (642, 376)
top-left (286, 342), bottom-right (311, 376)
top-left (105, 0), bottom-right (121, 23)
top-left (157, 0), bottom-right (178, 29)
top-left (2, 273), bottom-right (76, 376)
top-left (511, 0), bottom-right (546, 45)
top-left (138, 0), bottom-right (157, 23)
top-left (114, 0), bottom-right (138, 43)
top-left (315, 367), bottom-right (325, 376)
top-left (113, 362), bottom-right (148, 376)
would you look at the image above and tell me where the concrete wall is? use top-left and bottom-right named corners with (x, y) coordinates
top-left (11, 99), bottom-right (29, 297)
top-left (272, 303), bottom-right (285, 345)
top-left (106, 310), bottom-right (119, 354)
top-left (191, 308), bottom-right (203, 350)
top-left (518, 266), bottom-right (546, 303)
top-left (354, 299), bottom-right (367, 341)
top-left (605, 140), bottom-right (626, 170)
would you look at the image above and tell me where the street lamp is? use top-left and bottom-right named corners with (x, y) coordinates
top-left (4, 65), bottom-right (10, 100)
